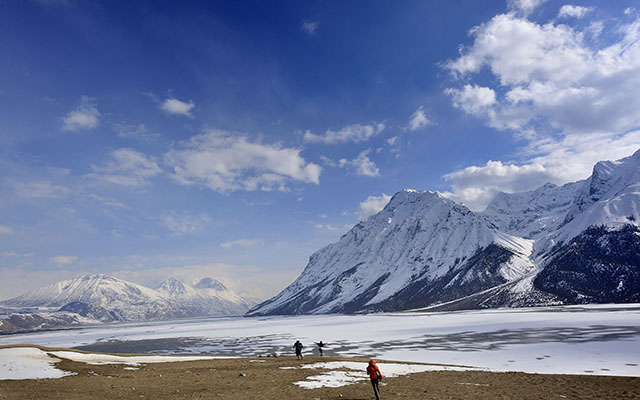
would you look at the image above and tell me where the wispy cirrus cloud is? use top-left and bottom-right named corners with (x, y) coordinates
top-left (10, 180), bottom-right (71, 199)
top-left (301, 20), bottom-right (319, 35)
top-left (113, 123), bottom-right (159, 141)
top-left (220, 238), bottom-right (261, 249)
top-left (89, 148), bottom-right (162, 186)
top-left (165, 129), bottom-right (321, 193)
top-left (50, 255), bottom-right (77, 266)
top-left (303, 122), bottom-right (385, 144)
top-left (62, 96), bottom-right (100, 132)
top-left (161, 211), bottom-right (212, 236)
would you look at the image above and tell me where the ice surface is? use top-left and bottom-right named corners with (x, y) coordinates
top-left (1, 305), bottom-right (639, 377)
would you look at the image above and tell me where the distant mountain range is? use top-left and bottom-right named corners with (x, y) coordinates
top-left (4, 151), bottom-right (639, 332)
top-left (0, 274), bottom-right (258, 333)
top-left (249, 149), bottom-right (640, 315)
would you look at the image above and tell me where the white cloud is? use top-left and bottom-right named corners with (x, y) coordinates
top-left (443, 131), bottom-right (640, 210)
top-left (407, 106), bottom-right (433, 131)
top-left (160, 97), bottom-right (195, 118)
top-left (445, 13), bottom-right (640, 136)
top-left (303, 122), bottom-right (385, 144)
top-left (445, 85), bottom-right (496, 117)
top-left (113, 123), bottom-right (159, 141)
top-left (220, 238), bottom-right (261, 249)
top-left (0, 225), bottom-right (14, 235)
top-left (50, 255), bottom-right (77, 266)
top-left (507, 0), bottom-right (549, 15)
top-left (164, 129), bottom-right (321, 193)
top-left (90, 148), bottom-right (162, 186)
top-left (441, 9), bottom-right (640, 209)
top-left (557, 5), bottom-right (593, 19)
top-left (319, 155), bottom-right (337, 167)
top-left (358, 193), bottom-right (391, 220)
top-left (587, 21), bottom-right (604, 39)
top-left (161, 211), bottom-right (212, 236)
top-left (301, 20), bottom-right (319, 35)
top-left (62, 96), bottom-right (100, 132)
top-left (625, 8), bottom-right (636, 16)
top-left (11, 181), bottom-right (71, 199)
top-left (339, 149), bottom-right (380, 177)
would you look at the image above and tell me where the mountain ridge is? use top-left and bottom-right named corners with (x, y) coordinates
top-left (249, 149), bottom-right (640, 315)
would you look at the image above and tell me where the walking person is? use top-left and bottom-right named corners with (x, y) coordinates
top-left (315, 340), bottom-right (326, 356)
top-left (293, 340), bottom-right (304, 360)
top-left (366, 359), bottom-right (383, 400)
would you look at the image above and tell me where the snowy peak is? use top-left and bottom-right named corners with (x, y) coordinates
top-left (158, 278), bottom-right (193, 297)
top-left (249, 188), bottom-right (535, 315)
top-left (4, 274), bottom-right (163, 308)
top-left (194, 278), bottom-right (227, 291)
top-left (555, 151), bottom-right (640, 245)
top-left (482, 181), bottom-right (583, 239)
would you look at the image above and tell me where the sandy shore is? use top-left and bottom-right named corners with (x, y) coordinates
top-left (0, 346), bottom-right (638, 399)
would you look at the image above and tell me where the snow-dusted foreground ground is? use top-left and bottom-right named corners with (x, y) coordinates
top-left (1, 304), bottom-right (639, 378)
top-left (0, 347), bottom-right (228, 380)
top-left (283, 361), bottom-right (485, 389)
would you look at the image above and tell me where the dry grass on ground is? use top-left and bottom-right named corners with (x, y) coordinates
top-left (0, 345), bottom-right (638, 399)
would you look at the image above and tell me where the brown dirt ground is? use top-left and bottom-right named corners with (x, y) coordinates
top-left (0, 345), bottom-right (638, 400)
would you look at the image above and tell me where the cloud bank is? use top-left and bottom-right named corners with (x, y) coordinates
top-left (443, 7), bottom-right (640, 209)
top-left (165, 129), bottom-right (321, 193)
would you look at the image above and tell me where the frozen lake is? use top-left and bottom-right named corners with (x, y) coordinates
top-left (1, 304), bottom-right (639, 377)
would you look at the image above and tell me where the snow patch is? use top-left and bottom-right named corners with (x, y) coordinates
top-left (286, 361), bottom-right (484, 389)
top-left (50, 351), bottom-right (234, 366)
top-left (0, 347), bottom-right (75, 380)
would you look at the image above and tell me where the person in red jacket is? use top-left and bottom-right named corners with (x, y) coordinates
top-left (366, 359), bottom-right (383, 399)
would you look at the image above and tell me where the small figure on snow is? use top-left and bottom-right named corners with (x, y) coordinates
top-left (314, 340), bottom-right (326, 356)
top-left (293, 340), bottom-right (304, 360)
top-left (366, 359), bottom-right (383, 400)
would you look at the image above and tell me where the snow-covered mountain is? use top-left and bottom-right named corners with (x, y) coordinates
top-left (250, 150), bottom-right (640, 315)
top-left (1, 274), bottom-right (258, 329)
top-left (157, 277), bottom-right (256, 316)
top-left (249, 190), bottom-right (536, 315)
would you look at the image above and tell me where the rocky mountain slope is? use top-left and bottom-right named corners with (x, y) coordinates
top-left (249, 190), bottom-right (536, 315)
top-left (249, 150), bottom-right (640, 315)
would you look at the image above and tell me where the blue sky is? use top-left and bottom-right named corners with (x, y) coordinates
top-left (1, 0), bottom-right (640, 299)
